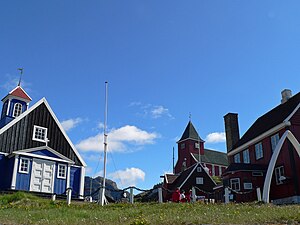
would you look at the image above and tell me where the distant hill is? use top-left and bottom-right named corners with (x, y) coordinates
top-left (84, 176), bottom-right (125, 202)
top-left (135, 183), bottom-right (162, 202)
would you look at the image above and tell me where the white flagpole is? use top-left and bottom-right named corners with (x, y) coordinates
top-left (99, 81), bottom-right (108, 206)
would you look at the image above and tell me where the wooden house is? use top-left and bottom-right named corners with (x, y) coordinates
top-left (223, 89), bottom-right (300, 204)
top-left (161, 121), bottom-right (228, 201)
top-left (0, 85), bottom-right (86, 198)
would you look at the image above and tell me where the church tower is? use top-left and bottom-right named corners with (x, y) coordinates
top-left (174, 121), bottom-right (205, 174)
top-left (0, 85), bottom-right (32, 129)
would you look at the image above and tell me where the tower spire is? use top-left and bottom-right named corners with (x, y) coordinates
top-left (17, 68), bottom-right (24, 86)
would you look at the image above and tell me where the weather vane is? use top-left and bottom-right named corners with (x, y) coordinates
top-left (189, 112), bottom-right (192, 121)
top-left (17, 68), bottom-right (23, 86)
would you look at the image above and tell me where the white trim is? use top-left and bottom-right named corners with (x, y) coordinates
top-left (52, 163), bottom-right (56, 194)
top-left (18, 157), bottom-right (30, 174)
top-left (0, 98), bottom-right (86, 167)
top-left (13, 102), bottom-right (22, 118)
top-left (11, 156), bottom-right (19, 189)
top-left (32, 125), bottom-right (48, 143)
top-left (12, 146), bottom-right (74, 163)
top-left (12, 152), bottom-right (74, 164)
top-left (230, 178), bottom-right (240, 191)
top-left (6, 100), bottom-right (11, 116)
top-left (66, 165), bottom-right (71, 188)
top-left (177, 138), bottom-right (204, 143)
top-left (79, 166), bottom-right (85, 199)
top-left (262, 130), bottom-right (300, 203)
top-left (57, 164), bottom-right (67, 179)
top-left (0, 152), bottom-right (9, 156)
top-left (228, 122), bottom-right (291, 156)
top-left (284, 102), bottom-right (300, 122)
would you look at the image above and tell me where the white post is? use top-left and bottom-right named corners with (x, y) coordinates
top-left (192, 187), bottom-right (196, 203)
top-left (89, 196), bottom-right (93, 202)
top-left (256, 187), bottom-right (262, 202)
top-left (51, 194), bottom-right (56, 201)
top-left (67, 188), bottom-right (72, 206)
top-left (130, 187), bottom-right (134, 204)
top-left (224, 188), bottom-right (230, 204)
top-left (158, 188), bottom-right (163, 203)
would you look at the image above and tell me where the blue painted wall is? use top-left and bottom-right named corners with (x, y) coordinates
top-left (16, 157), bottom-right (31, 191)
top-left (54, 163), bottom-right (67, 194)
top-left (0, 154), bottom-right (14, 189)
top-left (0, 100), bottom-right (8, 119)
top-left (31, 150), bottom-right (61, 159)
top-left (70, 166), bottom-right (81, 197)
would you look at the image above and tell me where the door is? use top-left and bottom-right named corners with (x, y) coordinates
top-left (30, 159), bottom-right (55, 193)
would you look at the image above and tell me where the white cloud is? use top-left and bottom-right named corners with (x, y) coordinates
top-left (2, 74), bottom-right (32, 92)
top-left (61, 117), bottom-right (83, 132)
top-left (76, 125), bottom-right (159, 153)
top-left (108, 167), bottom-right (145, 188)
top-left (130, 102), bottom-right (174, 119)
top-left (205, 132), bottom-right (226, 143)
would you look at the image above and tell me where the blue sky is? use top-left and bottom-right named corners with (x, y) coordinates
top-left (1, 1), bottom-right (300, 190)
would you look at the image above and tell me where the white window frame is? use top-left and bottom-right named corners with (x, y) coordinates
top-left (255, 142), bottom-right (263, 160)
top-left (243, 182), bottom-right (253, 190)
top-left (230, 178), bottom-right (240, 191)
top-left (271, 133), bottom-right (280, 153)
top-left (18, 158), bottom-right (30, 174)
top-left (196, 177), bottom-right (203, 185)
top-left (243, 149), bottom-right (250, 164)
top-left (234, 153), bottom-right (241, 163)
top-left (195, 143), bottom-right (200, 149)
top-left (32, 125), bottom-right (48, 143)
top-left (13, 102), bottom-right (22, 118)
top-left (252, 171), bottom-right (263, 176)
top-left (275, 166), bottom-right (285, 185)
top-left (197, 167), bottom-right (202, 172)
top-left (57, 164), bottom-right (67, 179)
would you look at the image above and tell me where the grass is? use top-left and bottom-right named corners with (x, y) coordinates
top-left (0, 192), bottom-right (299, 224)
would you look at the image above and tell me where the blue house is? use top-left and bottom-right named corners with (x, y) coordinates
top-left (0, 85), bottom-right (86, 198)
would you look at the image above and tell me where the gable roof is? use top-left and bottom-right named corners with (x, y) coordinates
top-left (164, 174), bottom-right (179, 184)
top-left (0, 98), bottom-right (86, 167)
top-left (171, 163), bottom-right (216, 189)
top-left (2, 86), bottom-right (32, 102)
top-left (192, 149), bottom-right (229, 166)
top-left (233, 92), bottom-right (300, 150)
top-left (178, 121), bottom-right (204, 142)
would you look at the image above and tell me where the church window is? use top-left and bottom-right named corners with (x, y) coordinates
top-left (13, 103), bottom-right (22, 117)
top-left (255, 142), bottom-right (263, 160)
top-left (195, 143), bottom-right (200, 149)
top-left (181, 143), bottom-right (185, 149)
top-left (271, 133), bottom-right (280, 152)
top-left (243, 149), bottom-right (250, 164)
top-left (19, 158), bottom-right (30, 174)
top-left (275, 166), bottom-right (285, 185)
top-left (230, 178), bottom-right (240, 191)
top-left (32, 125), bottom-right (48, 142)
top-left (234, 153), bottom-right (240, 163)
top-left (196, 177), bottom-right (203, 184)
top-left (197, 167), bottom-right (202, 172)
top-left (57, 164), bottom-right (67, 179)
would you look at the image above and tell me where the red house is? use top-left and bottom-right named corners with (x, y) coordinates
top-left (161, 121), bottom-right (228, 201)
top-left (223, 89), bottom-right (300, 204)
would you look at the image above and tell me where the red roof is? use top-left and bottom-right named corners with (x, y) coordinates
top-left (9, 86), bottom-right (32, 101)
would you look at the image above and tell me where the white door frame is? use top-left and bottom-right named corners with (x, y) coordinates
top-left (30, 158), bottom-right (56, 193)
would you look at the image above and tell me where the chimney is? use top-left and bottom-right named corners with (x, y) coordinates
top-left (281, 89), bottom-right (292, 104)
top-left (224, 113), bottom-right (240, 153)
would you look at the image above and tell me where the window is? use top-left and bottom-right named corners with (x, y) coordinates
top-left (180, 143), bottom-right (185, 149)
top-left (13, 103), bottom-right (22, 117)
top-left (196, 177), bottom-right (203, 184)
top-left (252, 171), bottom-right (263, 176)
top-left (230, 178), bottom-right (240, 191)
top-left (197, 167), bottom-right (202, 172)
top-left (275, 166), bottom-right (285, 185)
top-left (32, 125), bottom-right (48, 142)
top-left (234, 153), bottom-right (241, 163)
top-left (195, 143), bottom-right (200, 149)
top-left (244, 183), bottom-right (253, 190)
top-left (57, 164), bottom-right (67, 179)
top-left (243, 149), bottom-right (250, 164)
top-left (19, 158), bottom-right (29, 174)
top-left (212, 165), bottom-right (215, 176)
top-left (255, 142), bottom-right (263, 160)
top-left (271, 133), bottom-right (280, 152)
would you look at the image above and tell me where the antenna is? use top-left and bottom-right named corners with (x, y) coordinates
top-left (172, 147), bottom-right (175, 174)
top-left (99, 81), bottom-right (108, 206)
top-left (17, 68), bottom-right (24, 86)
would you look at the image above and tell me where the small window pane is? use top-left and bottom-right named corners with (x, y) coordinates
top-left (230, 178), bottom-right (240, 191)
top-left (271, 133), bottom-right (280, 152)
top-left (19, 158), bottom-right (29, 173)
top-left (255, 142), bottom-right (263, 160)
top-left (13, 103), bottom-right (22, 117)
top-left (243, 149), bottom-right (250, 164)
top-left (234, 154), bottom-right (240, 163)
top-left (196, 177), bottom-right (203, 184)
top-left (32, 125), bottom-right (48, 142)
top-left (58, 164), bottom-right (66, 179)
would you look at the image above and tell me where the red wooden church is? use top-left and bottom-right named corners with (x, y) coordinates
top-left (161, 121), bottom-right (228, 201)
top-left (223, 89), bottom-right (300, 204)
